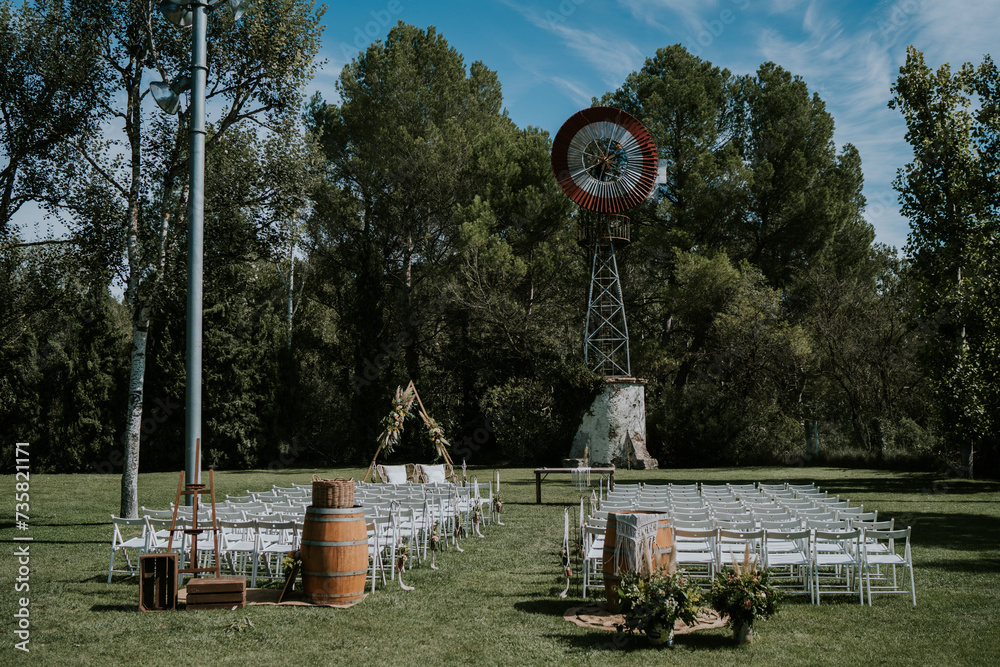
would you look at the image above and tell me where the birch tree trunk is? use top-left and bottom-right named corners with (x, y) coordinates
top-left (120, 315), bottom-right (149, 518)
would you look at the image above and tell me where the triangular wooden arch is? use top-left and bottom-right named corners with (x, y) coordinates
top-left (364, 380), bottom-right (454, 482)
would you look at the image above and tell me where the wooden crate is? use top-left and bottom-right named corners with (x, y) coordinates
top-left (139, 553), bottom-right (178, 612)
top-left (185, 576), bottom-right (246, 610)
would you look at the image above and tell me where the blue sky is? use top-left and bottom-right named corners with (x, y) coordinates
top-left (312, 0), bottom-right (1000, 252)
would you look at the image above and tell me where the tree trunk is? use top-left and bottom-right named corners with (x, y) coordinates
top-left (120, 315), bottom-right (149, 518)
top-left (286, 253), bottom-right (295, 349)
top-left (961, 442), bottom-right (975, 479)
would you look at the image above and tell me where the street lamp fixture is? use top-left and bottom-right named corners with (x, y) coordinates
top-left (149, 75), bottom-right (191, 115)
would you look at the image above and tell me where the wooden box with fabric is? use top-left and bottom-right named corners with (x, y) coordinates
top-left (185, 576), bottom-right (247, 610)
top-left (603, 511), bottom-right (675, 609)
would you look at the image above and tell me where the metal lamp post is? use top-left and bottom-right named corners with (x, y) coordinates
top-left (152, 0), bottom-right (247, 498)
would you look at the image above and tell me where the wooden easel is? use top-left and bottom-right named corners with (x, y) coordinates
top-left (166, 453), bottom-right (222, 581)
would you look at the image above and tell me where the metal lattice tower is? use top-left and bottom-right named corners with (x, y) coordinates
top-left (585, 239), bottom-right (630, 377)
top-left (550, 107), bottom-right (657, 379)
top-left (581, 214), bottom-right (631, 377)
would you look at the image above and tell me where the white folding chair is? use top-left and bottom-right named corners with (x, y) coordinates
top-left (764, 529), bottom-right (813, 600)
top-left (758, 483), bottom-right (788, 493)
top-left (672, 528), bottom-right (717, 583)
top-left (863, 527), bottom-right (916, 606)
top-left (812, 528), bottom-right (863, 604)
top-left (107, 516), bottom-right (151, 582)
top-left (581, 524), bottom-right (605, 599)
top-left (366, 516), bottom-right (391, 593)
top-left (220, 519), bottom-right (259, 578)
top-left (716, 528), bottom-right (764, 568)
top-left (252, 520), bottom-right (298, 587)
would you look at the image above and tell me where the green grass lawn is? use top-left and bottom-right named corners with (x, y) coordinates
top-left (2, 466), bottom-right (998, 666)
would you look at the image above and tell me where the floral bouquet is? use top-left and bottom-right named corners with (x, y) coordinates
top-left (709, 544), bottom-right (781, 642)
top-left (616, 568), bottom-right (702, 643)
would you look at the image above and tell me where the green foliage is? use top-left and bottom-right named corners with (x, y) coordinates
top-left (0, 244), bottom-right (130, 471)
top-left (650, 251), bottom-right (808, 464)
top-left (0, 0), bottom-right (109, 234)
top-left (305, 24), bottom-right (581, 465)
top-left (480, 378), bottom-right (561, 465)
top-left (891, 46), bottom-right (1000, 477)
top-left (2, 28), bottom-right (962, 474)
top-left (616, 568), bottom-right (703, 634)
top-left (709, 553), bottom-right (782, 629)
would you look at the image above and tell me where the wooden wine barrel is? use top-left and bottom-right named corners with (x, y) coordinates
top-left (300, 506), bottom-right (368, 605)
top-left (603, 511), bottom-right (676, 609)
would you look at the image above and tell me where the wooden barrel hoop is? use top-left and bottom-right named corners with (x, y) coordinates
top-left (300, 506), bottom-right (368, 604)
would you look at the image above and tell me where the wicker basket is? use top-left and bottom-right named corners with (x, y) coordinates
top-left (312, 476), bottom-right (354, 509)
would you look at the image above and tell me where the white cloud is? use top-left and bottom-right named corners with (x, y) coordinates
top-left (752, 2), bottom-right (921, 250)
top-left (907, 0), bottom-right (1000, 66)
top-left (507, 51), bottom-right (596, 112)
top-left (550, 76), bottom-right (594, 107)
top-left (500, 0), bottom-right (644, 86)
top-left (616, 0), bottom-right (713, 32)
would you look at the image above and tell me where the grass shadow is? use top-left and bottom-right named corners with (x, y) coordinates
top-left (513, 599), bottom-right (576, 617)
top-left (546, 627), bottom-right (736, 652)
top-left (922, 557), bottom-right (1000, 573)
top-left (895, 512), bottom-right (1000, 551)
top-left (90, 604), bottom-right (139, 612)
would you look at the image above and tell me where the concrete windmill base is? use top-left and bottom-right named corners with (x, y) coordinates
top-left (568, 379), bottom-right (658, 469)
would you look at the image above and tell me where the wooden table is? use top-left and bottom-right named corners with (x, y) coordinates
top-left (534, 467), bottom-right (615, 503)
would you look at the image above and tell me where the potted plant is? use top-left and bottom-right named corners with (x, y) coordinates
top-left (616, 568), bottom-right (702, 647)
top-left (709, 546), bottom-right (781, 644)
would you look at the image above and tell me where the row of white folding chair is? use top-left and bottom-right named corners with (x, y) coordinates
top-left (110, 514), bottom-right (224, 581)
top-left (762, 524), bottom-right (912, 605)
top-left (208, 519), bottom-right (300, 587)
top-left (271, 485), bottom-right (310, 497)
top-left (117, 513), bottom-right (391, 594)
top-left (678, 527), bottom-right (846, 603)
top-left (362, 498), bottom-right (451, 562)
top-left (385, 483), bottom-right (493, 528)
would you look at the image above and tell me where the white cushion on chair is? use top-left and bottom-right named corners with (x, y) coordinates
top-left (384, 465), bottom-right (407, 484)
top-left (422, 465), bottom-right (446, 483)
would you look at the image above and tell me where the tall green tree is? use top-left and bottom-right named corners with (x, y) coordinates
top-left (36, 1), bottom-right (323, 515)
top-left (890, 46), bottom-right (1000, 478)
top-left (307, 23), bottom-right (580, 463)
top-left (732, 63), bottom-right (865, 286)
top-left (0, 0), bottom-right (107, 236)
top-left (800, 245), bottom-right (927, 457)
